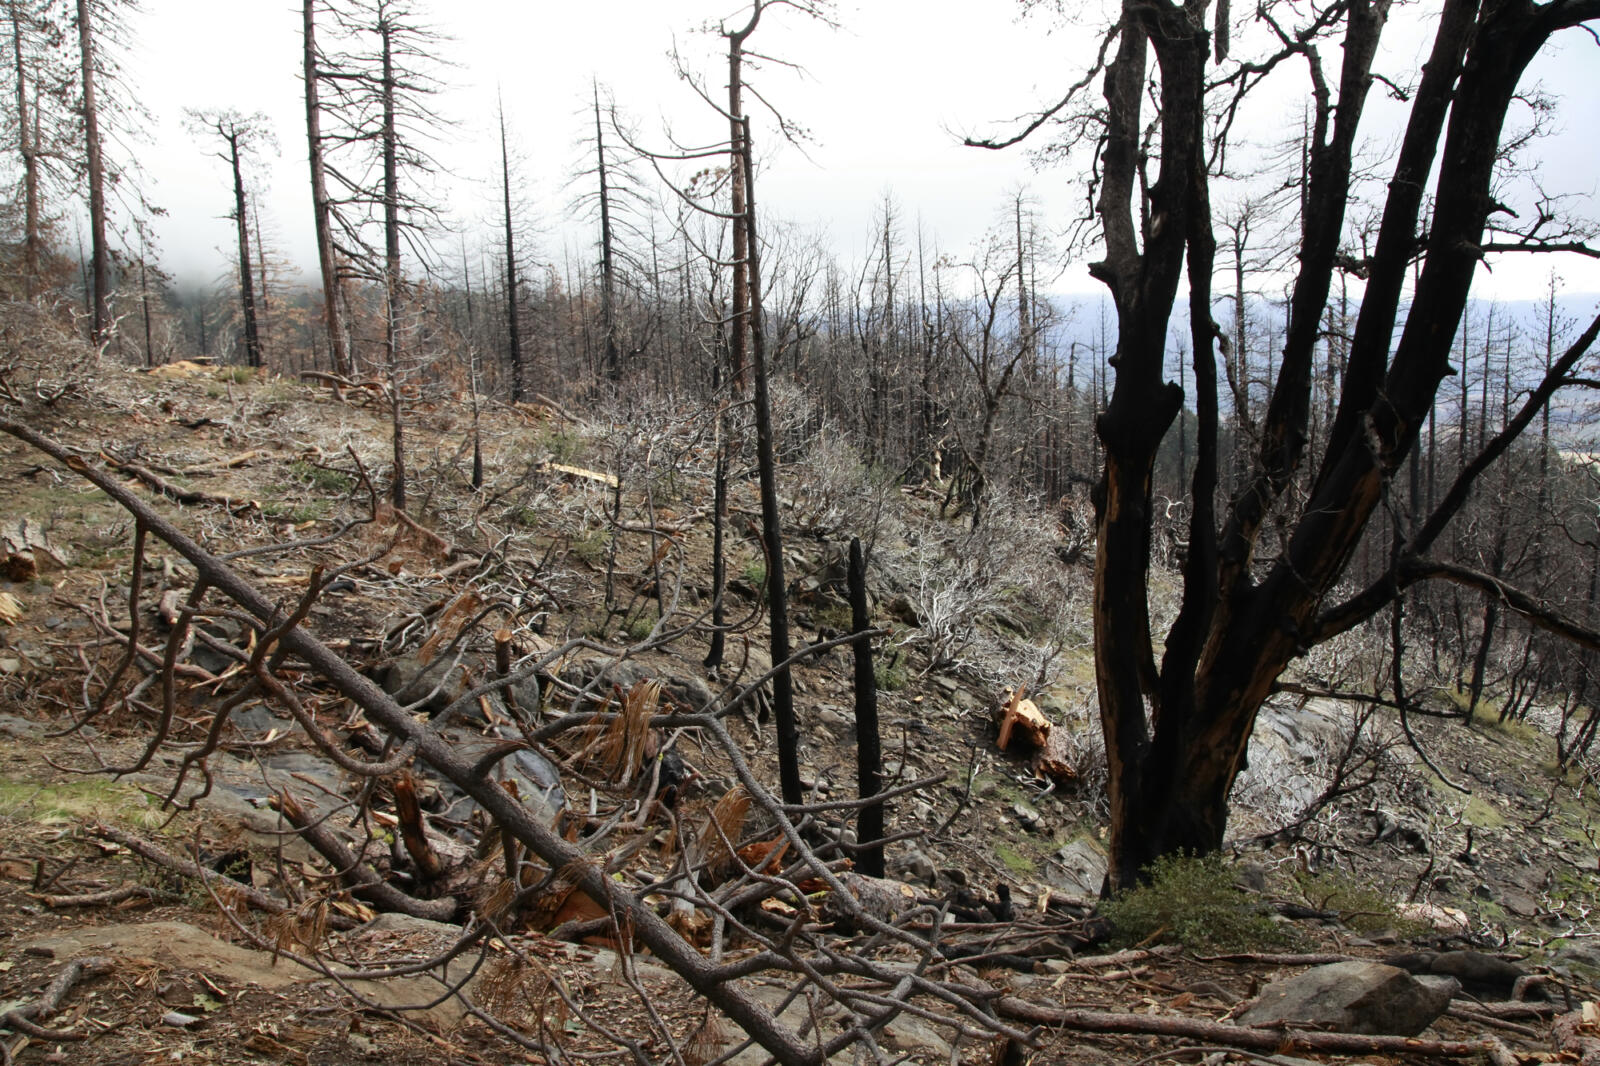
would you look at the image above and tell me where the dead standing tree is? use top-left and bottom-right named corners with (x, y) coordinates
top-left (495, 90), bottom-right (526, 403)
top-left (943, 227), bottom-right (1042, 530)
top-left (972, 0), bottom-right (1600, 891)
top-left (302, 0), bottom-right (352, 378)
top-left (624, 0), bottom-right (834, 806)
top-left (314, 0), bottom-right (450, 510)
top-left (572, 81), bottom-right (655, 390)
top-left (4, 0), bottom-right (74, 302)
top-left (184, 110), bottom-right (276, 370)
top-left (73, 0), bottom-right (107, 345)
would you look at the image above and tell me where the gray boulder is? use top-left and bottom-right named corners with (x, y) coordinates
top-left (378, 651), bottom-right (470, 715)
top-left (1238, 960), bottom-right (1457, 1036)
top-left (1047, 838), bottom-right (1107, 899)
top-left (1553, 939), bottom-right (1600, 972)
top-left (1384, 950), bottom-right (1526, 998)
top-left (564, 657), bottom-right (715, 712)
top-left (443, 731), bottom-right (566, 824)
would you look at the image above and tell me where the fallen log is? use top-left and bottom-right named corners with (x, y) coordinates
top-left (1553, 1006), bottom-right (1600, 1066)
top-left (995, 997), bottom-right (1490, 1058)
top-left (102, 453), bottom-right (257, 515)
top-left (87, 823), bottom-right (315, 923)
top-left (33, 883), bottom-right (178, 909)
top-left (0, 418), bottom-right (880, 1066)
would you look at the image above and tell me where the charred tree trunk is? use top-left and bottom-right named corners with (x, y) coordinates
top-left (303, 0), bottom-right (351, 377)
top-left (741, 116), bottom-right (802, 807)
top-left (254, 206), bottom-right (271, 360)
top-left (1085, 0), bottom-right (1401, 890)
top-left (726, 24), bottom-right (750, 393)
top-left (704, 434), bottom-right (729, 670)
top-left (228, 128), bottom-right (262, 369)
top-left (849, 537), bottom-right (885, 878)
top-left (380, 15), bottom-right (405, 511)
top-left (138, 237), bottom-right (153, 368)
top-left (10, 1), bottom-right (38, 299)
top-left (499, 97), bottom-right (524, 403)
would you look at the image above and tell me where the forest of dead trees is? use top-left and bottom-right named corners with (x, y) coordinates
top-left (2, 0), bottom-right (1600, 876)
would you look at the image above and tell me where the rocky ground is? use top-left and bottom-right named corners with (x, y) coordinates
top-left (1, 350), bottom-right (1599, 1064)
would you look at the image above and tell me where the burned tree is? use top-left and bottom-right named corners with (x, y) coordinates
top-left (496, 92), bottom-right (526, 403)
top-left (73, 0), bottom-right (106, 344)
top-left (302, 0), bottom-right (351, 377)
top-left (185, 109), bottom-right (275, 369)
top-left (973, 0), bottom-right (1600, 891)
top-left (313, 0), bottom-right (449, 509)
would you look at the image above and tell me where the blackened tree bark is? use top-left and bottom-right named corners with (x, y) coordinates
top-left (8, 0), bottom-right (39, 298)
top-left (704, 435), bottom-right (729, 669)
top-left (741, 114), bottom-right (802, 807)
top-left (848, 536), bottom-right (885, 878)
top-left (498, 94), bottom-right (524, 403)
top-left (975, 0), bottom-right (1600, 892)
top-left (230, 137), bottom-right (260, 368)
top-left (725, 12), bottom-right (752, 394)
top-left (135, 219), bottom-right (154, 366)
top-left (379, 11), bottom-right (404, 509)
top-left (186, 110), bottom-right (273, 370)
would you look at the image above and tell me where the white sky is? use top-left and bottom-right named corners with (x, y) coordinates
top-left (126, 0), bottom-right (1600, 301)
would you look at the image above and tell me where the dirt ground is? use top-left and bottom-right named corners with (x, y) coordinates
top-left (3, 360), bottom-right (1600, 1065)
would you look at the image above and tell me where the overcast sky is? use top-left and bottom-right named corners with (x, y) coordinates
top-left (127, 0), bottom-right (1600, 301)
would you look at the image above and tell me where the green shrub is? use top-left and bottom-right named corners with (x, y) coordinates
top-left (814, 602), bottom-right (854, 634)
top-left (540, 427), bottom-right (583, 464)
top-left (571, 529), bottom-right (610, 567)
top-left (624, 611), bottom-right (658, 642)
top-left (1293, 867), bottom-right (1413, 935)
top-left (874, 658), bottom-right (908, 692)
top-left (995, 843), bottom-right (1037, 877)
top-left (263, 500), bottom-right (329, 523)
top-left (739, 560), bottom-right (766, 589)
top-left (1100, 853), bottom-right (1292, 952)
top-left (1480, 712), bottom-right (1543, 746)
top-left (290, 460), bottom-right (354, 493)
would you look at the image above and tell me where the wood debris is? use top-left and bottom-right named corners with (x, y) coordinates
top-left (3, 516), bottom-right (74, 579)
top-left (995, 686), bottom-right (1050, 751)
top-left (416, 591), bottom-right (484, 664)
top-left (545, 461), bottom-right (620, 489)
top-left (993, 685), bottom-right (1083, 787)
top-left (1031, 724), bottom-right (1080, 787)
top-left (824, 871), bottom-right (917, 927)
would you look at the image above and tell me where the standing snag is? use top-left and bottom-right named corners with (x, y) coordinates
top-left (973, 0), bottom-right (1600, 890)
